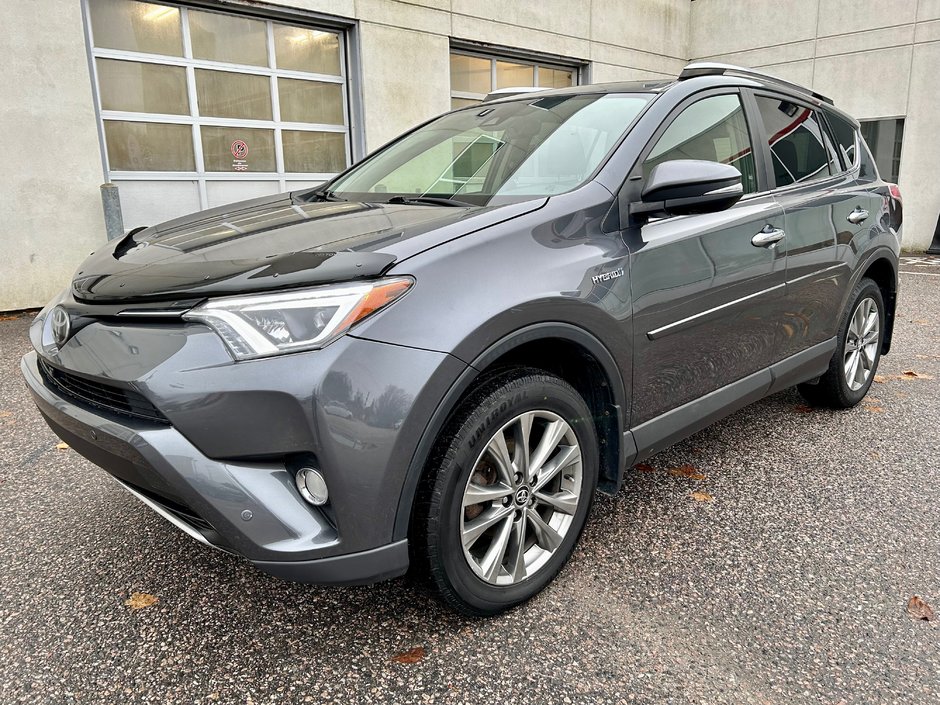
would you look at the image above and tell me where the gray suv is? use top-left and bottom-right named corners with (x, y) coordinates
top-left (22, 63), bottom-right (901, 615)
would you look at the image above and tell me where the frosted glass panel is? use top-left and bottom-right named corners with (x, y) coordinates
top-left (282, 131), bottom-right (346, 173)
top-left (196, 69), bottom-right (272, 120)
top-left (450, 54), bottom-right (490, 94)
top-left (89, 0), bottom-right (183, 56)
top-left (104, 121), bottom-right (194, 171)
top-left (190, 10), bottom-right (268, 67)
top-left (274, 26), bottom-right (341, 75)
top-left (97, 59), bottom-right (188, 114)
top-left (278, 79), bottom-right (344, 125)
top-left (201, 126), bottom-right (276, 172)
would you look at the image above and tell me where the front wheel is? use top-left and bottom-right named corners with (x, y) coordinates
top-left (798, 277), bottom-right (885, 408)
top-left (414, 370), bottom-right (598, 616)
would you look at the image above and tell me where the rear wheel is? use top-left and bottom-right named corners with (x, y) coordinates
top-left (798, 277), bottom-right (884, 408)
top-left (414, 370), bottom-right (598, 616)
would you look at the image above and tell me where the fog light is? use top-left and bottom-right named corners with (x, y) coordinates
top-left (295, 467), bottom-right (329, 506)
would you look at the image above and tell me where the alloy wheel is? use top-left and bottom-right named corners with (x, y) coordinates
top-left (459, 410), bottom-right (583, 586)
top-left (843, 296), bottom-right (880, 391)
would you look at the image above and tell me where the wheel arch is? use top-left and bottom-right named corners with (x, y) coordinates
top-left (860, 255), bottom-right (898, 354)
top-left (393, 323), bottom-right (629, 542)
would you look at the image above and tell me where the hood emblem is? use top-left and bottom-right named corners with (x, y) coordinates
top-left (50, 305), bottom-right (71, 347)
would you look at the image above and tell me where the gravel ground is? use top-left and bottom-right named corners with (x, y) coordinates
top-left (1, 261), bottom-right (938, 705)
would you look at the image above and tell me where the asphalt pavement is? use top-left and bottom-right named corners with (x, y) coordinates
top-left (1, 257), bottom-right (939, 705)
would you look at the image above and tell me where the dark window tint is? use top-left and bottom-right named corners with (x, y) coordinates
top-left (825, 111), bottom-right (859, 170)
top-left (860, 118), bottom-right (904, 183)
top-left (643, 93), bottom-right (757, 194)
top-left (755, 96), bottom-right (832, 187)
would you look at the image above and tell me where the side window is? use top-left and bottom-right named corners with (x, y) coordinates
top-left (643, 94), bottom-right (757, 194)
top-left (754, 96), bottom-right (834, 187)
top-left (825, 111), bottom-right (859, 171)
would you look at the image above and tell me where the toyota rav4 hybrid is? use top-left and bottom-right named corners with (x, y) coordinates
top-left (23, 63), bottom-right (901, 615)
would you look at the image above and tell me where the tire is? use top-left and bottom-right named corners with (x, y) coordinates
top-left (798, 277), bottom-right (885, 409)
top-left (413, 368), bottom-right (599, 616)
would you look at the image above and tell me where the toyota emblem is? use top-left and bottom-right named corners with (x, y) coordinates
top-left (50, 305), bottom-right (71, 347)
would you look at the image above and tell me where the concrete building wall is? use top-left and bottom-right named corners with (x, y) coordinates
top-left (0, 2), bottom-right (107, 311)
top-left (690, 0), bottom-right (940, 251)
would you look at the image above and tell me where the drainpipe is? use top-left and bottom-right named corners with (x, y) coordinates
top-left (100, 183), bottom-right (124, 240)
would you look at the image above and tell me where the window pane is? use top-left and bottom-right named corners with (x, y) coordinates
top-left (860, 118), bottom-right (904, 184)
top-left (97, 59), bottom-right (189, 114)
top-left (645, 94), bottom-right (757, 194)
top-left (278, 79), bottom-right (344, 125)
top-left (104, 121), bottom-right (194, 171)
top-left (282, 131), bottom-right (346, 172)
top-left (825, 111), bottom-right (858, 170)
top-left (451, 97), bottom-right (482, 110)
top-left (496, 61), bottom-right (534, 89)
top-left (189, 10), bottom-right (268, 67)
top-left (195, 69), bottom-right (272, 120)
top-left (450, 54), bottom-right (491, 95)
top-left (201, 126), bottom-right (275, 172)
top-left (89, 0), bottom-right (182, 56)
top-left (755, 97), bottom-right (831, 187)
top-left (538, 66), bottom-right (573, 89)
top-left (274, 26), bottom-right (342, 75)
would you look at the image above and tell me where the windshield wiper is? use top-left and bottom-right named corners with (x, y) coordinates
top-left (386, 195), bottom-right (475, 207)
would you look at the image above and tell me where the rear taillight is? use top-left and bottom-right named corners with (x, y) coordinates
top-left (888, 183), bottom-right (902, 202)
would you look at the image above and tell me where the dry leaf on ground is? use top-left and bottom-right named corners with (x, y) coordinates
top-left (901, 370), bottom-right (934, 379)
top-left (668, 464), bottom-right (706, 481)
top-left (391, 646), bottom-right (426, 664)
top-left (793, 404), bottom-right (815, 413)
top-left (691, 491), bottom-right (713, 502)
top-left (907, 596), bottom-right (935, 621)
top-left (55, 442), bottom-right (69, 450)
top-left (634, 463), bottom-right (656, 473)
top-left (873, 375), bottom-right (887, 383)
top-left (864, 405), bottom-right (884, 413)
top-left (125, 592), bottom-right (159, 610)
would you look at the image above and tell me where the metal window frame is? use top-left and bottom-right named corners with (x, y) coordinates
top-left (448, 44), bottom-right (585, 106)
top-left (81, 0), bottom-right (361, 209)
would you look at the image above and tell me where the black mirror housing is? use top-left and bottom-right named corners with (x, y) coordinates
top-left (632, 159), bottom-right (744, 220)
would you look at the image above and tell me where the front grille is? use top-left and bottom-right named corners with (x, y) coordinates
top-left (39, 359), bottom-right (170, 425)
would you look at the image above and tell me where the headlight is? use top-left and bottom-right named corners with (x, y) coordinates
top-left (183, 277), bottom-right (413, 360)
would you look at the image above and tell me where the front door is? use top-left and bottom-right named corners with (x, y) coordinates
top-left (625, 91), bottom-right (787, 450)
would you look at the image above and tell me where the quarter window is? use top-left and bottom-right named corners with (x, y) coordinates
top-left (643, 94), bottom-right (757, 194)
top-left (449, 50), bottom-right (579, 110)
top-left (824, 111), bottom-right (859, 171)
top-left (754, 96), bottom-right (836, 187)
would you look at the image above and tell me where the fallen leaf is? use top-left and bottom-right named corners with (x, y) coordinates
top-left (55, 442), bottom-right (69, 450)
top-left (391, 646), bottom-right (426, 664)
top-left (873, 375), bottom-right (887, 383)
top-left (691, 491), bottom-right (713, 503)
top-left (124, 592), bottom-right (159, 610)
top-left (0, 314), bottom-right (21, 321)
top-left (864, 405), bottom-right (884, 413)
top-left (901, 370), bottom-right (934, 379)
top-left (793, 404), bottom-right (815, 413)
top-left (634, 463), bottom-right (656, 473)
top-left (907, 596), bottom-right (935, 621)
top-left (668, 464), bottom-right (706, 481)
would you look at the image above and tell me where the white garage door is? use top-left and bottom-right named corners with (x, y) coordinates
top-left (84, 0), bottom-right (354, 231)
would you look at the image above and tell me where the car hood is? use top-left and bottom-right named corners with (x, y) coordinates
top-left (71, 192), bottom-right (546, 302)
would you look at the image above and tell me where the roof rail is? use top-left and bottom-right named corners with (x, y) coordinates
top-left (482, 86), bottom-right (547, 102)
top-left (678, 62), bottom-right (834, 105)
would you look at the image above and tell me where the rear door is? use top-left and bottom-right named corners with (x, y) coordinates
top-left (750, 92), bottom-right (856, 360)
top-left (627, 89), bottom-right (787, 432)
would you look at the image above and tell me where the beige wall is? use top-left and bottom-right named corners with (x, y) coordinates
top-left (0, 2), bottom-right (107, 311)
top-left (691, 0), bottom-right (940, 251)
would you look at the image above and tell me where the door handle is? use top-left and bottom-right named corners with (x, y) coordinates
top-left (751, 225), bottom-right (786, 248)
top-left (847, 207), bottom-right (869, 225)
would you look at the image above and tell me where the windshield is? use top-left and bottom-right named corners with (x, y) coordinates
top-left (323, 93), bottom-right (651, 206)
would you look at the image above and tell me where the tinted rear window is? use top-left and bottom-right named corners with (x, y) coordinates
top-left (825, 111), bottom-right (859, 171)
top-left (754, 95), bottom-right (836, 187)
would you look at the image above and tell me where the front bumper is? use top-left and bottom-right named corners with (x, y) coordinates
top-left (21, 317), bottom-right (464, 585)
